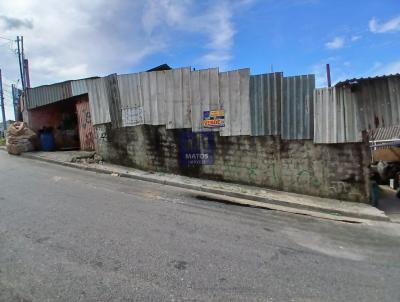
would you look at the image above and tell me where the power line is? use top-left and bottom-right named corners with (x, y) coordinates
top-left (0, 35), bottom-right (14, 42)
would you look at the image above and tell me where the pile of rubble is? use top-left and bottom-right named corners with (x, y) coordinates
top-left (70, 152), bottom-right (103, 164)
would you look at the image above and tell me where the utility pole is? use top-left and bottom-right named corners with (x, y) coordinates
top-left (0, 69), bottom-right (7, 137)
top-left (24, 59), bottom-right (31, 88)
top-left (11, 84), bottom-right (19, 121)
top-left (16, 36), bottom-right (25, 91)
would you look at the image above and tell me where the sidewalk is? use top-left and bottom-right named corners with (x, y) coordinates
top-left (3, 149), bottom-right (389, 223)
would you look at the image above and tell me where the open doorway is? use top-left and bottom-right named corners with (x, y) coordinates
top-left (28, 94), bottom-right (95, 151)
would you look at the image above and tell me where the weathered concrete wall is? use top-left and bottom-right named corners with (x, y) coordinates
top-left (94, 124), bottom-right (371, 203)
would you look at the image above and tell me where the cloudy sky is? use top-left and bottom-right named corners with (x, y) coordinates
top-left (0, 0), bottom-right (399, 120)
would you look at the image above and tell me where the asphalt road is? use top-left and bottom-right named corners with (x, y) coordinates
top-left (1, 151), bottom-right (400, 302)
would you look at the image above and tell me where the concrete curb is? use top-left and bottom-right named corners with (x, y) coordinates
top-left (10, 150), bottom-right (390, 223)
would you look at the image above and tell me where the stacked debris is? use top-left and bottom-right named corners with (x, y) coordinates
top-left (6, 122), bottom-right (37, 155)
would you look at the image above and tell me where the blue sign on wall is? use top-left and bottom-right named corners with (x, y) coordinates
top-left (178, 130), bottom-right (215, 166)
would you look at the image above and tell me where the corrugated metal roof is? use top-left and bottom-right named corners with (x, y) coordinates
top-left (26, 76), bottom-right (98, 109)
top-left (314, 87), bottom-right (362, 144)
top-left (165, 67), bottom-right (192, 129)
top-left (369, 125), bottom-right (400, 141)
top-left (250, 72), bottom-right (283, 136)
top-left (71, 79), bottom-right (89, 96)
top-left (219, 68), bottom-right (251, 136)
top-left (281, 74), bottom-right (315, 140)
top-left (26, 81), bottom-right (72, 109)
top-left (190, 68), bottom-right (220, 132)
top-left (336, 74), bottom-right (400, 87)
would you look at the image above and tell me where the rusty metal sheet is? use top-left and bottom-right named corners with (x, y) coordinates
top-left (76, 98), bottom-right (95, 151)
top-left (356, 76), bottom-right (400, 130)
top-left (106, 74), bottom-right (122, 128)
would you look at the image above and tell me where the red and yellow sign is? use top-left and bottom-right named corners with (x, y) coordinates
top-left (202, 109), bottom-right (225, 128)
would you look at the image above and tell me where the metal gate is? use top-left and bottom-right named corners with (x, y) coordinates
top-left (76, 98), bottom-right (95, 151)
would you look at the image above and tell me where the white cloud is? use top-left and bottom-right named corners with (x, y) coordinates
top-left (0, 0), bottom-right (166, 88)
top-left (0, 0), bottom-right (253, 120)
top-left (351, 35), bottom-right (361, 41)
top-left (142, 0), bottom-right (249, 69)
top-left (0, 0), bottom-right (251, 89)
top-left (325, 37), bottom-right (345, 49)
top-left (369, 16), bottom-right (400, 33)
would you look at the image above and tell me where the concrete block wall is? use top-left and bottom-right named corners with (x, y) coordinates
top-left (94, 124), bottom-right (371, 203)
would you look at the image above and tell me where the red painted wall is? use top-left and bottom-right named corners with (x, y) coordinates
top-left (76, 98), bottom-right (95, 151)
top-left (29, 98), bottom-right (81, 149)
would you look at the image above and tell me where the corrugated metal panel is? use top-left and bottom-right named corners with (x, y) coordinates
top-left (71, 79), bottom-right (89, 96)
top-left (336, 73), bottom-right (400, 87)
top-left (250, 72), bottom-right (283, 136)
top-left (190, 68), bottom-right (220, 132)
top-left (140, 70), bottom-right (167, 125)
top-left (219, 68), bottom-right (251, 136)
top-left (369, 125), bottom-right (400, 141)
top-left (336, 86), bottom-right (362, 143)
top-left (118, 73), bottom-right (142, 109)
top-left (76, 99), bottom-right (95, 151)
top-left (314, 88), bottom-right (335, 144)
top-left (117, 73), bottom-right (144, 126)
top-left (356, 77), bottom-right (400, 130)
top-left (87, 77), bottom-right (111, 125)
top-left (388, 76), bottom-right (400, 123)
top-left (165, 67), bottom-right (192, 129)
top-left (281, 74), bottom-right (315, 140)
top-left (314, 87), bottom-right (362, 144)
top-left (26, 81), bottom-right (72, 109)
top-left (106, 74), bottom-right (122, 128)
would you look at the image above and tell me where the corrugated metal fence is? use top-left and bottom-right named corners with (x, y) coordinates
top-left (112, 67), bottom-right (251, 136)
top-left (314, 87), bottom-right (362, 144)
top-left (87, 77), bottom-right (111, 125)
top-left (165, 67), bottom-right (192, 129)
top-left (26, 69), bottom-right (400, 142)
top-left (250, 72), bottom-right (282, 136)
top-left (191, 68), bottom-right (220, 132)
top-left (219, 68), bottom-right (251, 136)
top-left (314, 76), bottom-right (400, 144)
top-left (281, 75), bottom-right (315, 140)
top-left (355, 76), bottom-right (400, 130)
